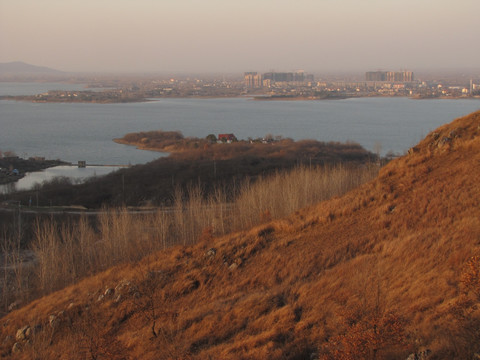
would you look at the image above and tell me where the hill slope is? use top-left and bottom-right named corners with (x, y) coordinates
top-left (0, 61), bottom-right (63, 75)
top-left (2, 111), bottom-right (480, 359)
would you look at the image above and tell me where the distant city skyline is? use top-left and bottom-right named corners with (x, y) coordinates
top-left (1, 0), bottom-right (479, 74)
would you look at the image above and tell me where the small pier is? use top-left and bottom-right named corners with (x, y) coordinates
top-left (75, 161), bottom-right (130, 168)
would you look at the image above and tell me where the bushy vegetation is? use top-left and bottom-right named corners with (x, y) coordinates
top-left (119, 130), bottom-right (187, 151)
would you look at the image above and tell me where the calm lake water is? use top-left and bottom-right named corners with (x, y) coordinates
top-left (1, 166), bottom-right (124, 193)
top-left (1, 82), bottom-right (480, 190)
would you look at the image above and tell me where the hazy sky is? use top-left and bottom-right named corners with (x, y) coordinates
top-left (1, 0), bottom-right (479, 73)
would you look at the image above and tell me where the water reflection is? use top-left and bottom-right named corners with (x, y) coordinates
top-left (0, 165), bottom-right (122, 194)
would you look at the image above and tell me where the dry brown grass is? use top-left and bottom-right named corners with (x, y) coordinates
top-left (1, 164), bottom-right (377, 309)
top-left (2, 111), bottom-right (480, 359)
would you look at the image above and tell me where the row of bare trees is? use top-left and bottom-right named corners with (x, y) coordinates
top-left (1, 164), bottom-right (378, 311)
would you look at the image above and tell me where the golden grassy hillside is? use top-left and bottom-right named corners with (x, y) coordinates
top-left (2, 110), bottom-right (480, 359)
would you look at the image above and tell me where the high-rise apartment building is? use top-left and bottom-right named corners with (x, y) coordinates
top-left (263, 72), bottom-right (293, 82)
top-left (244, 72), bottom-right (262, 88)
top-left (262, 71), bottom-right (311, 83)
top-left (245, 71), bottom-right (313, 88)
top-left (366, 71), bottom-right (386, 81)
top-left (403, 71), bottom-right (414, 82)
top-left (366, 71), bottom-right (414, 82)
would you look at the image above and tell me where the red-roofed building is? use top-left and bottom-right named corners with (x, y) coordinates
top-left (218, 134), bottom-right (236, 143)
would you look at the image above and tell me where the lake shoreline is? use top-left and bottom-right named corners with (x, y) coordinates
top-left (0, 157), bottom-right (68, 185)
top-left (2, 93), bottom-right (480, 167)
top-left (2, 93), bottom-right (479, 104)
top-left (113, 138), bottom-right (172, 154)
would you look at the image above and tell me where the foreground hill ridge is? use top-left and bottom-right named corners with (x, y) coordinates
top-left (2, 110), bottom-right (480, 359)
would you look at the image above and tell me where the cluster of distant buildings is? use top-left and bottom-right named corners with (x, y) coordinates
top-left (364, 70), bottom-right (479, 97)
top-left (365, 71), bottom-right (414, 82)
top-left (214, 133), bottom-right (282, 144)
top-left (244, 70), bottom-right (417, 89)
top-left (244, 71), bottom-right (314, 89)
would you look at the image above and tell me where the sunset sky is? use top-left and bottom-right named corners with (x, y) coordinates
top-left (0, 0), bottom-right (479, 73)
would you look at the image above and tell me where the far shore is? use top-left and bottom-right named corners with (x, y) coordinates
top-left (2, 93), bottom-right (478, 104)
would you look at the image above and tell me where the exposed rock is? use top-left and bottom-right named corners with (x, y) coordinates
top-left (12, 342), bottom-right (22, 353)
top-left (115, 280), bottom-right (131, 292)
top-left (406, 349), bottom-right (431, 360)
top-left (205, 248), bottom-right (217, 258)
top-left (104, 287), bottom-right (114, 297)
top-left (49, 314), bottom-right (60, 329)
top-left (15, 325), bottom-right (30, 341)
top-left (408, 146), bottom-right (419, 155)
top-left (228, 263), bottom-right (238, 271)
top-left (8, 301), bottom-right (21, 312)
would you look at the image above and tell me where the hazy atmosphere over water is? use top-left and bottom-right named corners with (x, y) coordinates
top-left (1, 0), bottom-right (479, 73)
